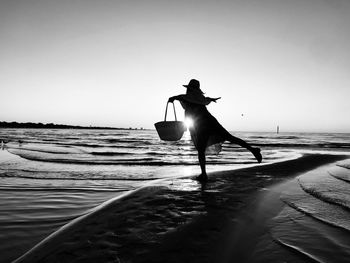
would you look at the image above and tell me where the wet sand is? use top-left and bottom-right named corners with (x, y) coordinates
top-left (14, 154), bottom-right (348, 263)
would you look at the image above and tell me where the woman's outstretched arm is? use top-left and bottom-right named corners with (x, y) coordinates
top-left (168, 95), bottom-right (185, 103)
top-left (206, 97), bottom-right (221, 103)
top-left (168, 95), bottom-right (221, 105)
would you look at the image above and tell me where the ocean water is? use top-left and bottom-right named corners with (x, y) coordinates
top-left (0, 129), bottom-right (349, 262)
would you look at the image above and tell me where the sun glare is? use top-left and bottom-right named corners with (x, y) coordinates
top-left (185, 118), bottom-right (194, 130)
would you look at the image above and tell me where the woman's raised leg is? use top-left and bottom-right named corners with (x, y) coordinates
top-left (226, 133), bottom-right (262, 163)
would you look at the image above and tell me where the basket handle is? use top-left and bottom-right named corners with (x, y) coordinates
top-left (164, 102), bottom-right (177, 121)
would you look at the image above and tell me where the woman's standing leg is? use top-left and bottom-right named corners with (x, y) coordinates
top-left (192, 131), bottom-right (209, 181)
top-left (197, 149), bottom-right (208, 181)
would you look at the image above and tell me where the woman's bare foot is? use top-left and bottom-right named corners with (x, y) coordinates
top-left (195, 173), bottom-right (208, 181)
top-left (252, 147), bottom-right (262, 163)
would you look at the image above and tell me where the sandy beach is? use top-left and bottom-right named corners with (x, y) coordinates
top-left (13, 153), bottom-right (349, 263)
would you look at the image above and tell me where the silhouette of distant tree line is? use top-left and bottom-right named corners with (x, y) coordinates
top-left (0, 121), bottom-right (143, 130)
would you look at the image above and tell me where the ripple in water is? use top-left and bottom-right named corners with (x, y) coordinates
top-left (273, 161), bottom-right (350, 263)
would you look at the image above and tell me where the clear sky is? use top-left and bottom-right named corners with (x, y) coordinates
top-left (1, 0), bottom-right (349, 132)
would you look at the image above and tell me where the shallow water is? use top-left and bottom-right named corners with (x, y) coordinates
top-left (0, 129), bottom-right (349, 262)
top-left (274, 161), bottom-right (350, 262)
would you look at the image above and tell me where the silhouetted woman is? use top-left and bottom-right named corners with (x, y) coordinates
top-left (169, 79), bottom-right (262, 181)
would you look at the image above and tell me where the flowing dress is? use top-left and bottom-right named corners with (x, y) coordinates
top-left (178, 98), bottom-right (230, 154)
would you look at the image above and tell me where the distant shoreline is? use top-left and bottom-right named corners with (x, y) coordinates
top-left (0, 121), bottom-right (146, 130)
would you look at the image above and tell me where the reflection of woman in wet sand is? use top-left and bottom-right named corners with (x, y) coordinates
top-left (169, 79), bottom-right (262, 181)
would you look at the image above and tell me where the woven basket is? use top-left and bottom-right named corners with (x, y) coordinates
top-left (154, 102), bottom-right (186, 141)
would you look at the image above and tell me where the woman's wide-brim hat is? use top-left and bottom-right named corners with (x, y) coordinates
top-left (183, 79), bottom-right (204, 94)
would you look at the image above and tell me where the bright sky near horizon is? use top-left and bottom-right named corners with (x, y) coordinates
top-left (1, 0), bottom-right (349, 132)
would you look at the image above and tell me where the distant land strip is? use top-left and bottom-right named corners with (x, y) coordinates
top-left (0, 121), bottom-right (145, 130)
